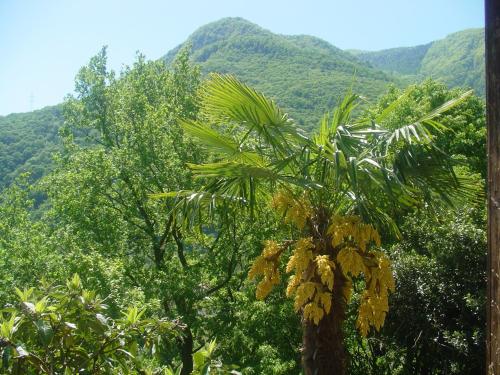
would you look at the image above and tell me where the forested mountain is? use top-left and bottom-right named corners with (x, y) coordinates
top-left (0, 19), bottom-right (485, 190)
top-left (349, 43), bottom-right (432, 76)
top-left (0, 105), bottom-right (63, 189)
top-left (164, 18), bottom-right (398, 129)
top-left (352, 28), bottom-right (485, 94)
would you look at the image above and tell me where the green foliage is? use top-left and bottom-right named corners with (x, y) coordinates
top-left (420, 29), bottom-right (485, 95)
top-left (355, 28), bottom-right (485, 96)
top-left (388, 206), bottom-right (485, 374)
top-left (38, 47), bottom-right (273, 374)
top-left (373, 80), bottom-right (486, 177)
top-left (0, 23), bottom-right (488, 373)
top-left (0, 275), bottom-right (179, 374)
top-left (216, 289), bottom-right (301, 375)
top-left (350, 43), bottom-right (432, 75)
top-left (0, 175), bottom-right (66, 305)
top-left (350, 205), bottom-right (486, 375)
top-left (164, 17), bottom-right (399, 131)
top-left (165, 340), bottom-right (240, 375)
top-left (0, 106), bottom-right (63, 190)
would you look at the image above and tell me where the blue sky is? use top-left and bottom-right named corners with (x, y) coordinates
top-left (0, 0), bottom-right (484, 115)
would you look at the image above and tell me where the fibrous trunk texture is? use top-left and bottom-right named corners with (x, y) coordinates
top-left (302, 272), bottom-right (348, 375)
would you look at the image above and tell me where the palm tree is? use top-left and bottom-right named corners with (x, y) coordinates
top-left (167, 74), bottom-right (476, 374)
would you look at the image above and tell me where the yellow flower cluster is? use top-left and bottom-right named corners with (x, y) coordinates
top-left (315, 255), bottom-right (336, 290)
top-left (295, 281), bottom-right (332, 324)
top-left (337, 246), bottom-right (365, 277)
top-left (271, 191), bottom-right (312, 229)
top-left (247, 213), bottom-right (395, 332)
top-left (328, 215), bottom-right (395, 335)
top-left (248, 240), bottom-right (282, 300)
top-left (328, 215), bottom-right (381, 251)
top-left (357, 290), bottom-right (389, 337)
top-left (285, 238), bottom-right (336, 324)
top-left (285, 237), bottom-right (314, 296)
top-left (356, 251), bottom-right (395, 337)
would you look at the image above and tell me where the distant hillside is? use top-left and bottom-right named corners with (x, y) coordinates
top-left (352, 28), bottom-right (485, 95)
top-left (0, 19), bottom-right (486, 192)
top-left (164, 17), bottom-right (399, 129)
top-left (350, 43), bottom-right (432, 76)
top-left (420, 29), bottom-right (485, 94)
top-left (0, 105), bottom-right (63, 189)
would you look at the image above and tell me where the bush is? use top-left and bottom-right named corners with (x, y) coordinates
top-left (0, 274), bottom-right (178, 374)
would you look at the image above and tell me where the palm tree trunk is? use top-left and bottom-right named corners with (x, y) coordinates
top-left (302, 271), bottom-right (348, 375)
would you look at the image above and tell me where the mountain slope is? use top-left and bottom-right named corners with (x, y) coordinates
top-left (352, 28), bottom-right (485, 95)
top-left (0, 19), bottom-right (486, 192)
top-left (0, 105), bottom-right (63, 189)
top-left (420, 29), bottom-right (485, 94)
top-left (164, 17), bottom-right (399, 129)
top-left (350, 43), bottom-right (432, 75)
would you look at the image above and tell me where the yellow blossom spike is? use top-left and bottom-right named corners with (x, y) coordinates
top-left (248, 240), bottom-right (284, 300)
top-left (315, 255), bottom-right (335, 290)
top-left (271, 191), bottom-right (313, 229)
top-left (337, 247), bottom-right (365, 277)
top-left (328, 215), bottom-right (381, 252)
top-left (319, 291), bottom-right (332, 313)
top-left (286, 237), bottom-right (314, 275)
top-left (248, 256), bottom-right (266, 280)
top-left (294, 281), bottom-right (317, 311)
top-left (262, 240), bottom-right (281, 258)
top-left (286, 275), bottom-right (301, 297)
top-left (256, 280), bottom-right (273, 300)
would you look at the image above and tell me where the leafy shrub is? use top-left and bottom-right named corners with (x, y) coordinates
top-left (0, 274), bottom-right (179, 374)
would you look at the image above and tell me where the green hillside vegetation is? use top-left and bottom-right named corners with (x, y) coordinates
top-left (0, 19), bottom-right (485, 194)
top-left (420, 29), bottom-right (485, 94)
top-left (164, 17), bottom-right (399, 130)
top-left (353, 28), bottom-right (485, 95)
top-left (0, 105), bottom-right (63, 189)
top-left (0, 48), bottom-right (486, 374)
top-left (350, 43), bottom-right (432, 75)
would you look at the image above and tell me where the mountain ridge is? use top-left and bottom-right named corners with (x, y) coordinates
top-left (163, 17), bottom-right (399, 129)
top-left (0, 17), bottom-right (485, 189)
top-left (351, 28), bottom-right (485, 94)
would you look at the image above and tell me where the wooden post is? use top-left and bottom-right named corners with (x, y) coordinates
top-left (487, 0), bottom-right (500, 373)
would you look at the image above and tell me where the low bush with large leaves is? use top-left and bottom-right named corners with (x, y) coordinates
top-left (0, 274), bottom-right (179, 374)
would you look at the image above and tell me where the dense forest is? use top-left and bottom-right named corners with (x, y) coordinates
top-left (352, 28), bottom-right (485, 94)
top-left (0, 17), bottom-right (487, 375)
top-left (0, 106), bottom-right (63, 190)
top-left (0, 18), bottom-right (486, 190)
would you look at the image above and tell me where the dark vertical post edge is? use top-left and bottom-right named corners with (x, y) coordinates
top-left (486, 0), bottom-right (500, 373)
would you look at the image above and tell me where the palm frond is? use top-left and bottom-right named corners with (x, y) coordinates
top-left (187, 161), bottom-right (278, 180)
top-left (419, 90), bottom-right (473, 122)
top-left (200, 74), bottom-right (303, 156)
top-left (378, 90), bottom-right (473, 152)
top-left (202, 74), bottom-right (288, 129)
top-left (313, 93), bottom-right (359, 146)
top-left (180, 119), bottom-right (265, 165)
top-left (180, 119), bottom-right (240, 155)
top-left (151, 190), bottom-right (246, 227)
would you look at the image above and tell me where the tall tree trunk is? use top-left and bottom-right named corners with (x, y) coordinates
top-left (179, 326), bottom-right (194, 375)
top-left (172, 295), bottom-right (194, 375)
top-left (302, 270), bottom-right (348, 375)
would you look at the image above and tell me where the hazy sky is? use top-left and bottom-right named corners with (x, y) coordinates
top-left (0, 0), bottom-right (484, 115)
